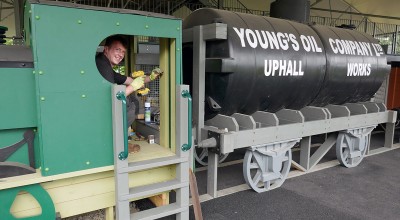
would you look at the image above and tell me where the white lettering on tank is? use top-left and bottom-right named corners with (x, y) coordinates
top-left (265, 60), bottom-right (272, 76)
top-left (347, 63), bottom-right (371, 76)
top-left (256, 30), bottom-right (269, 49)
top-left (364, 42), bottom-right (373, 56)
top-left (286, 60), bottom-right (293, 75)
top-left (298, 61), bottom-right (304, 75)
top-left (233, 27), bottom-right (246, 47)
top-left (371, 44), bottom-right (379, 56)
top-left (289, 34), bottom-right (300, 51)
top-left (279, 60), bottom-right (286, 76)
top-left (300, 35), bottom-right (311, 52)
top-left (272, 59), bottom-right (279, 76)
top-left (277, 32), bottom-right (289, 50)
top-left (349, 41), bottom-right (357, 55)
top-left (246, 29), bottom-right (258, 48)
top-left (342, 40), bottom-right (353, 55)
top-left (360, 42), bottom-right (368, 55)
top-left (327, 38), bottom-right (383, 57)
top-left (336, 40), bottom-right (345, 54)
top-left (266, 31), bottom-right (280, 49)
top-left (264, 59), bottom-right (304, 77)
top-left (310, 36), bottom-right (322, 52)
top-left (330, 38), bottom-right (338, 53)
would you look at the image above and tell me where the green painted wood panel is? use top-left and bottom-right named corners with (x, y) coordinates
top-left (29, 3), bottom-right (182, 175)
top-left (38, 91), bottom-right (113, 174)
top-left (0, 68), bottom-right (37, 130)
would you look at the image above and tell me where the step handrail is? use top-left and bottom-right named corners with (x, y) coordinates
top-left (181, 90), bottom-right (192, 151)
top-left (116, 91), bottom-right (129, 160)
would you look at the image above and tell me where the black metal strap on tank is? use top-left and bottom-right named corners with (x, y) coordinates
top-left (0, 130), bottom-right (35, 168)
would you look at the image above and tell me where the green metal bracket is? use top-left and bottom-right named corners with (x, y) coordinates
top-left (0, 184), bottom-right (56, 219)
top-left (116, 91), bottom-right (128, 160)
top-left (181, 90), bottom-right (192, 152)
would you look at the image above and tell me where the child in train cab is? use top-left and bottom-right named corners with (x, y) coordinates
top-left (95, 34), bottom-right (163, 127)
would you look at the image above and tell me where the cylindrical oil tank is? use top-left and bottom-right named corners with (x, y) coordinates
top-left (183, 9), bottom-right (389, 120)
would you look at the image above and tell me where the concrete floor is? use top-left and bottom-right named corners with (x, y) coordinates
top-left (189, 147), bottom-right (400, 220)
top-left (182, 129), bottom-right (400, 220)
top-left (133, 128), bottom-right (400, 220)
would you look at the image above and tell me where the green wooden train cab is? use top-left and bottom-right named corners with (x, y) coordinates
top-left (0, 1), bottom-right (190, 219)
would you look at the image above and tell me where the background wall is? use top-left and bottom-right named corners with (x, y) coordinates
top-left (0, 9), bottom-right (16, 37)
top-left (240, 0), bottom-right (270, 11)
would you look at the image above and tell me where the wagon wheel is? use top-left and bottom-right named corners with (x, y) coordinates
top-left (243, 149), bottom-right (291, 193)
top-left (194, 147), bottom-right (229, 166)
top-left (336, 133), bottom-right (369, 168)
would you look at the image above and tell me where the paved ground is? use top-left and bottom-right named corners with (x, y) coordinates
top-left (188, 147), bottom-right (400, 220)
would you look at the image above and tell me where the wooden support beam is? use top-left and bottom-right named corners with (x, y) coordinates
top-left (148, 193), bottom-right (169, 207)
top-left (105, 207), bottom-right (114, 220)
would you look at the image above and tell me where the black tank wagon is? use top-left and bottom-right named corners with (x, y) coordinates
top-left (182, 8), bottom-right (397, 194)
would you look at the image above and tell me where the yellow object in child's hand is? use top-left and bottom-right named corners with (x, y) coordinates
top-left (150, 68), bottom-right (163, 80)
top-left (130, 76), bottom-right (145, 91)
top-left (132, 70), bottom-right (145, 78)
top-left (137, 88), bottom-right (150, 95)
